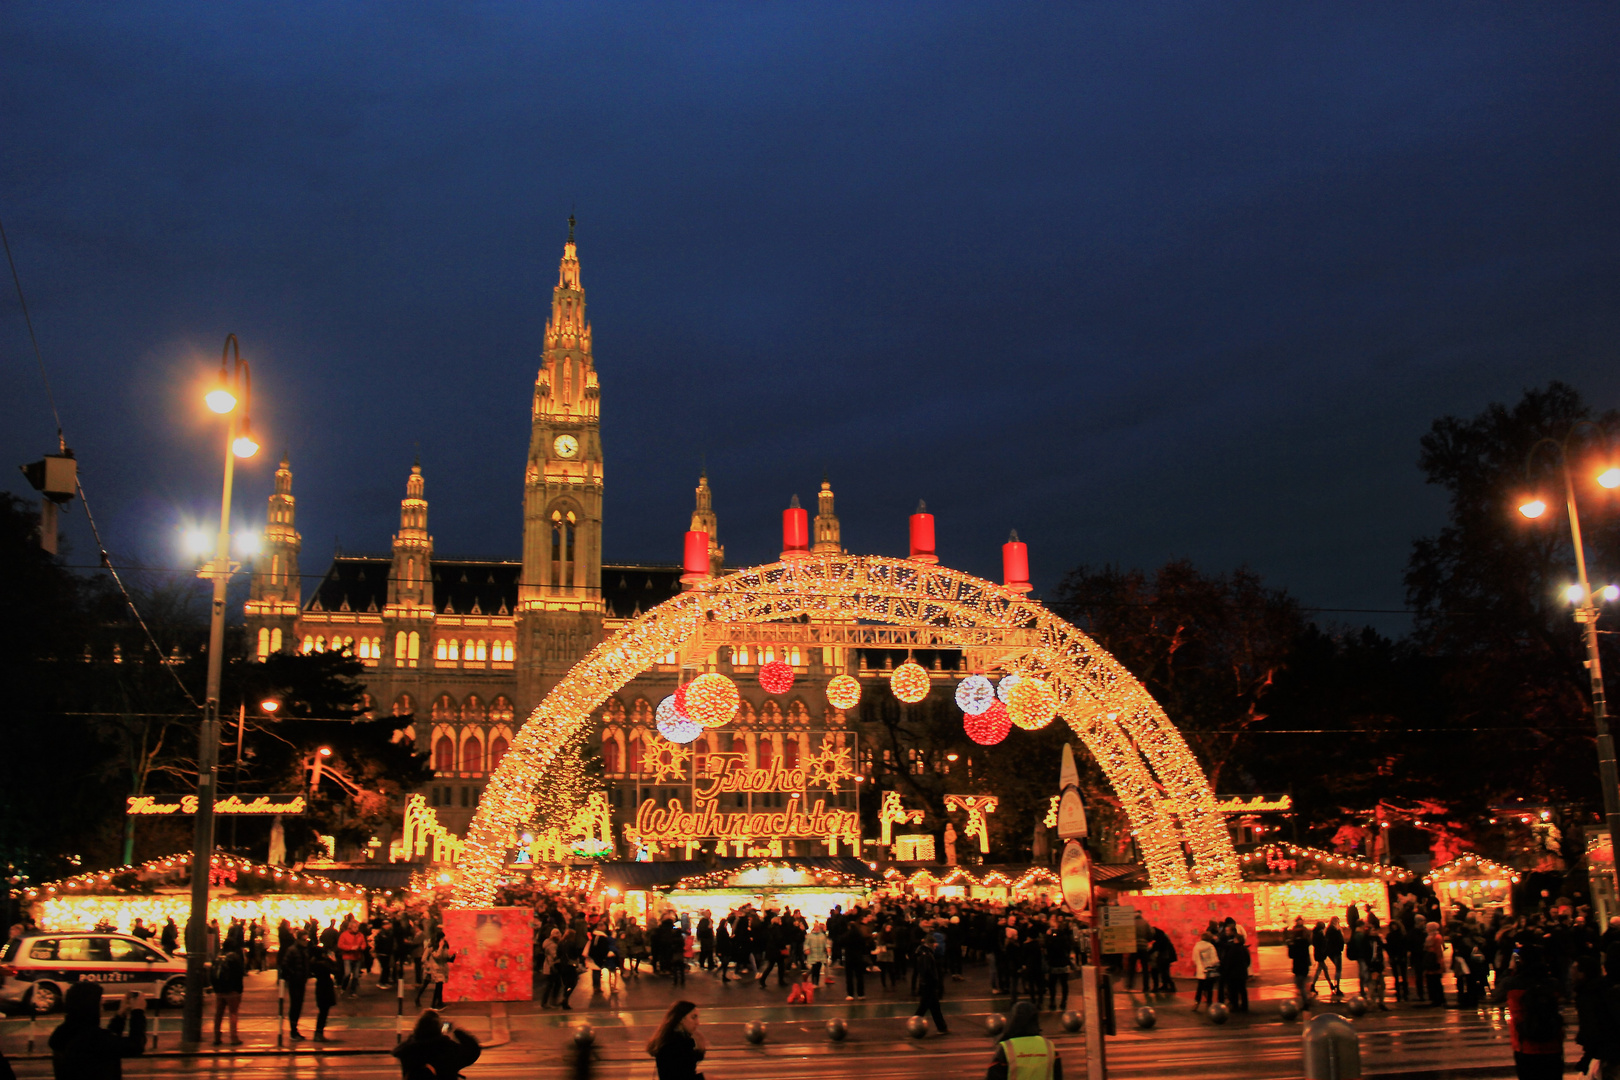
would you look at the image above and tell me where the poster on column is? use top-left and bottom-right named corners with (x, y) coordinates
top-left (443, 907), bottom-right (534, 1002)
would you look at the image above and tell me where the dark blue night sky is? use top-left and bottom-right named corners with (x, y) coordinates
top-left (4, 4), bottom-right (1618, 628)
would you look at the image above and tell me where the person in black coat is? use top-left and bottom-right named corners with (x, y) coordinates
top-left (647, 1001), bottom-right (706, 1080)
top-left (393, 1011), bottom-right (481, 1080)
top-left (49, 984), bottom-right (145, 1080)
top-left (310, 948), bottom-right (340, 1041)
top-left (278, 931), bottom-right (311, 1039)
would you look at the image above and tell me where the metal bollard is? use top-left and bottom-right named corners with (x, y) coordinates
top-left (1302, 1013), bottom-right (1361, 1080)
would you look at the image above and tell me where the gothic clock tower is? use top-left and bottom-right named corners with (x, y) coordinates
top-left (517, 218), bottom-right (604, 713)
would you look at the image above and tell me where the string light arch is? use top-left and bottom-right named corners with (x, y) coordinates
top-left (452, 554), bottom-right (1239, 906)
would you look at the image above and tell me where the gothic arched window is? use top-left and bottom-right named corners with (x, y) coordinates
top-left (434, 736), bottom-right (455, 774)
top-left (490, 696), bottom-right (514, 723)
top-left (462, 734), bottom-right (484, 775)
top-left (431, 694), bottom-right (456, 721)
top-left (782, 736), bottom-right (800, 769)
top-left (489, 734), bottom-right (509, 772)
top-left (393, 692), bottom-right (415, 717)
top-left (462, 695), bottom-right (486, 723)
top-left (756, 736), bottom-right (774, 771)
top-left (602, 738), bottom-right (620, 774)
top-left (628, 736), bottom-right (644, 776)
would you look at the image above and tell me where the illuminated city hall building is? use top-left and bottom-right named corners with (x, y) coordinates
top-left (244, 224), bottom-right (861, 847)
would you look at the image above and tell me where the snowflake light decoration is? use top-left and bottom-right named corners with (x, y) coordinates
top-left (804, 743), bottom-right (856, 793)
top-left (648, 741), bottom-right (691, 783)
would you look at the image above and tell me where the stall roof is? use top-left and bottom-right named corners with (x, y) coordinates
top-left (597, 857), bottom-right (881, 892)
top-left (311, 865), bottom-right (420, 890)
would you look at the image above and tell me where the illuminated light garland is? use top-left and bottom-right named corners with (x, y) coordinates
top-left (1005, 676), bottom-right (1057, 731)
top-left (890, 661), bottom-right (931, 704)
top-left (758, 659), bottom-right (795, 695)
top-left (956, 674), bottom-right (996, 716)
top-left (27, 851), bottom-right (369, 901)
top-left (826, 674), bottom-right (862, 711)
top-left (451, 555), bottom-right (1239, 908)
top-left (1424, 854), bottom-right (1521, 886)
top-left (684, 672), bottom-right (740, 728)
top-left (1241, 842), bottom-right (1413, 882)
top-left (673, 859), bottom-right (870, 891)
top-left (964, 701), bottom-right (1011, 745)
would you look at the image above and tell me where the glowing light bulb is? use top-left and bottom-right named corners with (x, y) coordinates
top-left (183, 527), bottom-right (213, 558)
top-left (1518, 499), bottom-right (1547, 519)
top-left (1565, 584), bottom-right (1586, 604)
top-left (1599, 468), bottom-right (1620, 489)
top-left (234, 530), bottom-right (261, 556)
top-left (205, 386), bottom-right (237, 414)
top-left (233, 433), bottom-right (260, 458)
top-left (1604, 585), bottom-right (1619, 602)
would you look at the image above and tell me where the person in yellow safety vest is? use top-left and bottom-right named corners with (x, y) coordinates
top-left (985, 1000), bottom-right (1062, 1080)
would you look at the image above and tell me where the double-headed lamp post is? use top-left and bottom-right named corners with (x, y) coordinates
top-left (180, 335), bottom-right (259, 1047)
top-left (1517, 425), bottom-right (1620, 900)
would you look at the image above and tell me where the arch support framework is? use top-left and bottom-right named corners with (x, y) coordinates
top-left (452, 555), bottom-right (1238, 906)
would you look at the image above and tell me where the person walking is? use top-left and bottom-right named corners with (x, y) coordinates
top-left (310, 947), bottom-right (339, 1042)
top-left (392, 1011), bottom-right (481, 1080)
top-left (1503, 946), bottom-right (1563, 1080)
top-left (1221, 925), bottom-right (1250, 1013)
top-left (647, 1001), bottom-right (706, 1080)
top-left (49, 985), bottom-right (145, 1080)
top-left (1387, 919), bottom-right (1409, 1002)
top-left (805, 920), bottom-right (830, 990)
top-left (1309, 922), bottom-right (1337, 1000)
top-left (1192, 931), bottom-right (1220, 1011)
top-left (912, 925), bottom-right (950, 1035)
top-left (1288, 926), bottom-right (1313, 1011)
top-left (1422, 924), bottom-right (1447, 1008)
top-left (417, 930), bottom-right (450, 1010)
top-left (278, 930), bottom-right (311, 1040)
top-left (1149, 926), bottom-right (1177, 994)
top-left (210, 944), bottom-right (246, 1045)
top-left (843, 918), bottom-right (870, 1001)
top-left (337, 918), bottom-right (366, 997)
top-left (696, 914), bottom-right (714, 972)
top-left (985, 1001), bottom-right (1060, 1080)
top-left (1044, 919), bottom-right (1075, 1011)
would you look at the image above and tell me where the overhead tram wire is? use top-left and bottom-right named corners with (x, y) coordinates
top-left (1, 212), bottom-right (200, 709)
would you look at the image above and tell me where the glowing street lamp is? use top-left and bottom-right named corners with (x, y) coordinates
top-left (1517, 423), bottom-right (1620, 900)
top-left (180, 334), bottom-right (262, 1048)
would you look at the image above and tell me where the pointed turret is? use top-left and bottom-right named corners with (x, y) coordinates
top-left (246, 454), bottom-right (302, 657)
top-left (813, 475), bottom-right (841, 554)
top-left (389, 462), bottom-right (433, 609)
top-left (691, 471), bottom-right (725, 576)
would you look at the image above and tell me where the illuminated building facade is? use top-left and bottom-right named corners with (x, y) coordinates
top-left (244, 222), bottom-right (859, 844)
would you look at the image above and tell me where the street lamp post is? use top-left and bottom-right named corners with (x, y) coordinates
top-left (180, 335), bottom-right (259, 1046)
top-left (1519, 426), bottom-right (1620, 899)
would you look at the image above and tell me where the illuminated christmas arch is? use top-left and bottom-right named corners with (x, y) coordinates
top-left (452, 554), bottom-right (1238, 906)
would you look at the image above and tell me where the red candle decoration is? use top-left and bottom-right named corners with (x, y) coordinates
top-left (781, 496), bottom-right (810, 559)
top-left (1002, 529), bottom-right (1031, 593)
top-left (682, 530), bottom-right (710, 583)
top-left (909, 500), bottom-right (938, 564)
top-left (758, 659), bottom-right (795, 695)
top-left (964, 701), bottom-right (1011, 745)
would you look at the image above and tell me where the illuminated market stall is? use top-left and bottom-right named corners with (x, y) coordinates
top-left (1422, 854), bottom-right (1519, 916)
top-left (23, 852), bottom-right (372, 939)
top-left (1237, 843), bottom-right (1409, 932)
top-left (885, 865), bottom-right (1065, 903)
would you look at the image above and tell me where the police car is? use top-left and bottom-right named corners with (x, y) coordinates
top-left (0, 933), bottom-right (187, 1014)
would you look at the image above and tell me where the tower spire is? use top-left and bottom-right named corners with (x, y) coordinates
top-left (814, 476), bottom-right (842, 553)
top-left (389, 462), bottom-right (433, 608)
top-left (246, 454), bottom-right (302, 657)
top-left (691, 471), bottom-right (724, 576)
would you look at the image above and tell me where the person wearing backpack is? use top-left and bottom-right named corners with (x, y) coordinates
top-left (1504, 945), bottom-right (1564, 1080)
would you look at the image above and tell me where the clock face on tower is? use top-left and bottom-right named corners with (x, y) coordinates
top-left (553, 434), bottom-right (580, 459)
